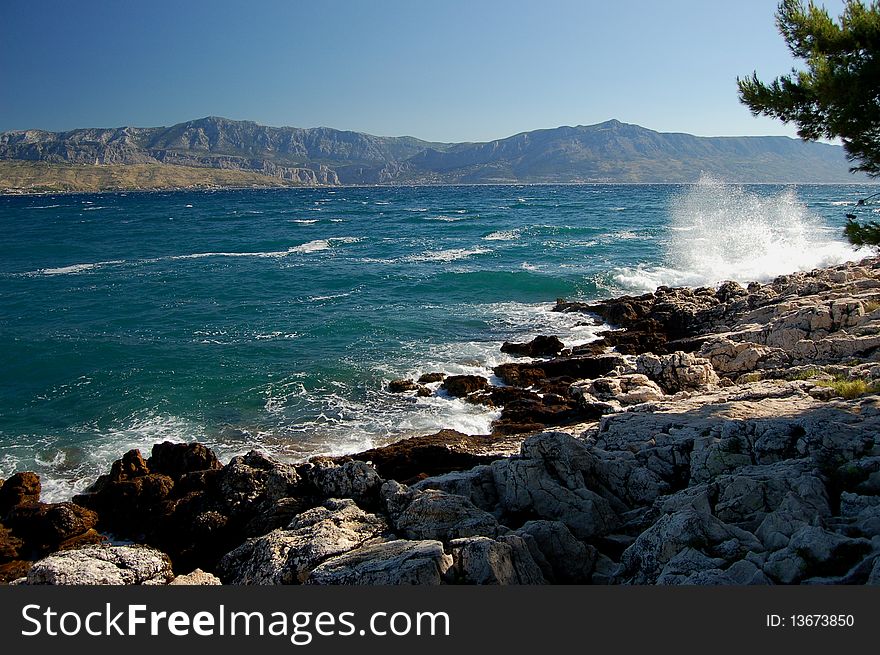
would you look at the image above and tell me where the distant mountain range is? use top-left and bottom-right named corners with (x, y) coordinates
top-left (0, 116), bottom-right (870, 190)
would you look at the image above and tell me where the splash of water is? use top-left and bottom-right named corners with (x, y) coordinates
top-left (614, 174), bottom-right (871, 292)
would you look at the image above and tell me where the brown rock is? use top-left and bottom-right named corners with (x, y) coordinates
top-left (0, 472), bottom-right (41, 516)
top-left (0, 524), bottom-right (24, 561)
top-left (442, 375), bottom-right (490, 397)
top-left (147, 442), bottom-right (222, 477)
top-left (501, 335), bottom-right (565, 357)
top-left (0, 559), bottom-right (31, 584)
top-left (388, 379), bottom-right (419, 393)
top-left (418, 372), bottom-right (446, 384)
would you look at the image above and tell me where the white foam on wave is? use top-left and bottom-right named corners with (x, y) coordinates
top-left (612, 174), bottom-right (873, 293)
top-left (404, 247), bottom-right (491, 263)
top-left (484, 229), bottom-right (521, 241)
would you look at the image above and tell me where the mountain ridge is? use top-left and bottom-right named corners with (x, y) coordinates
top-left (0, 116), bottom-right (870, 188)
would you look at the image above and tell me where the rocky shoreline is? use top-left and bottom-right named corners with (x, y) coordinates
top-left (3, 257), bottom-right (880, 585)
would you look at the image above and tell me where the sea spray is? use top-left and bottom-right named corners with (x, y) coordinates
top-left (613, 174), bottom-right (872, 292)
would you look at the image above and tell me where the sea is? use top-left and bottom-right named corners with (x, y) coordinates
top-left (1, 175), bottom-right (876, 500)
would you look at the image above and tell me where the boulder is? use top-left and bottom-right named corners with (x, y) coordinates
top-left (169, 568), bottom-right (222, 585)
top-left (24, 545), bottom-right (173, 585)
top-left (217, 499), bottom-right (387, 585)
top-left (147, 442), bottom-right (222, 477)
top-left (446, 535), bottom-right (546, 584)
top-left (391, 489), bottom-right (499, 542)
top-left (442, 375), bottom-right (490, 397)
top-left (306, 539), bottom-right (453, 585)
top-left (0, 472), bottom-right (41, 516)
top-left (763, 526), bottom-right (872, 584)
top-left (635, 351), bottom-right (719, 393)
top-left (616, 509), bottom-right (763, 584)
top-left (388, 379), bottom-right (419, 393)
top-left (303, 459), bottom-right (383, 507)
top-left (500, 335), bottom-right (565, 357)
top-left (513, 520), bottom-right (597, 583)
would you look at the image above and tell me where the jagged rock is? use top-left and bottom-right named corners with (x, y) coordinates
top-left (635, 351), bottom-right (719, 393)
top-left (447, 535), bottom-right (546, 584)
top-left (700, 337), bottom-right (787, 375)
top-left (304, 459), bottom-right (383, 507)
top-left (501, 335), bottom-right (565, 357)
top-left (0, 472), bottom-right (41, 516)
top-left (147, 441), bottom-right (222, 477)
top-left (217, 499), bottom-right (387, 585)
top-left (306, 539), bottom-right (452, 585)
top-left (763, 526), bottom-right (872, 584)
top-left (656, 547), bottom-right (727, 585)
top-left (388, 379), bottom-right (419, 393)
top-left (216, 451), bottom-right (301, 517)
top-left (616, 509), bottom-right (762, 584)
top-left (442, 375), bottom-right (490, 397)
top-left (0, 524), bottom-right (24, 561)
top-left (24, 545), bottom-right (173, 585)
top-left (491, 432), bottom-right (618, 539)
top-left (391, 488), bottom-right (499, 542)
top-left (342, 430), bottom-right (519, 483)
top-left (418, 372), bottom-right (446, 384)
top-left (169, 568), bottom-right (222, 585)
top-left (413, 465), bottom-right (499, 512)
top-left (3, 502), bottom-right (101, 549)
top-left (513, 520), bottom-right (596, 583)
top-left (570, 373), bottom-right (664, 412)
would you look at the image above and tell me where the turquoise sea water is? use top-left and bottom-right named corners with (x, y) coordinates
top-left (0, 178), bottom-right (875, 499)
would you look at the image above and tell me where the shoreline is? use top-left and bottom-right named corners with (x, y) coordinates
top-left (3, 256), bottom-right (880, 584)
top-left (4, 180), bottom-right (879, 199)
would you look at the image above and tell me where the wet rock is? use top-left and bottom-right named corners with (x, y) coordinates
top-left (24, 545), bottom-right (173, 585)
top-left (442, 375), bottom-right (490, 397)
top-left (307, 539), bottom-right (453, 585)
top-left (418, 372), bottom-right (445, 384)
top-left (501, 335), bottom-right (565, 358)
top-left (388, 379), bottom-right (419, 393)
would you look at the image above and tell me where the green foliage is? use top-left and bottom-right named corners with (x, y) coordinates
top-left (785, 367), bottom-right (826, 380)
top-left (845, 215), bottom-right (880, 245)
top-left (815, 374), bottom-right (880, 398)
top-left (738, 1), bottom-right (880, 179)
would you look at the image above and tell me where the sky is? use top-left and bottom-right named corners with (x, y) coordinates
top-left (0, 0), bottom-right (849, 142)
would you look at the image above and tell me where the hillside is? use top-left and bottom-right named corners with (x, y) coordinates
top-left (0, 161), bottom-right (301, 194)
top-left (0, 116), bottom-right (870, 191)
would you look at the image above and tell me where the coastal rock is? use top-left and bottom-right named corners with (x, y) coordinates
top-left (341, 429), bottom-right (520, 483)
top-left (388, 379), bottom-right (420, 393)
top-left (0, 472), bottom-right (41, 515)
top-left (418, 372), bottom-right (446, 384)
top-left (500, 335), bottom-right (565, 357)
top-left (442, 375), bottom-right (490, 397)
top-left (303, 459), bottom-right (383, 508)
top-left (446, 535), bottom-right (546, 584)
top-left (147, 441), bottom-right (222, 477)
top-left (306, 539), bottom-right (453, 585)
top-left (413, 465), bottom-right (499, 512)
top-left (513, 520), bottom-right (597, 583)
top-left (491, 432), bottom-right (618, 539)
top-left (168, 568), bottom-right (222, 585)
top-left (570, 374), bottom-right (664, 412)
top-left (616, 508), bottom-right (763, 584)
top-left (762, 526), bottom-right (872, 584)
top-left (216, 450), bottom-right (301, 517)
top-left (217, 499), bottom-right (387, 585)
top-left (24, 545), bottom-right (173, 585)
top-left (390, 488), bottom-right (499, 542)
top-left (635, 351), bottom-right (720, 393)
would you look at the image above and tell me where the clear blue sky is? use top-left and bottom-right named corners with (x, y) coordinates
top-left (0, 0), bottom-right (847, 142)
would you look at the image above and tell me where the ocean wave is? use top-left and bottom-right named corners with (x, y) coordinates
top-left (612, 174), bottom-right (872, 292)
top-left (291, 219), bottom-right (319, 224)
top-left (484, 229), bottom-right (521, 241)
top-left (404, 247), bottom-right (491, 262)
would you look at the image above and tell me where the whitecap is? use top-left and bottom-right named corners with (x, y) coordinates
top-left (404, 247), bottom-right (491, 263)
top-left (484, 229), bottom-right (520, 241)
